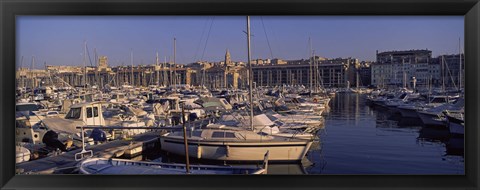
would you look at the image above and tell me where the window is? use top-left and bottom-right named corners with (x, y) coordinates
top-left (212, 132), bottom-right (236, 138)
top-left (86, 107), bottom-right (93, 118)
top-left (16, 104), bottom-right (40, 112)
top-left (93, 107), bottom-right (99, 117)
top-left (65, 108), bottom-right (81, 119)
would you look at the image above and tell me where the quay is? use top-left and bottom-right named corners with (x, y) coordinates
top-left (16, 131), bottom-right (161, 174)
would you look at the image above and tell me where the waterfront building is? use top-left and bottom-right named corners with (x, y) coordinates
top-left (17, 56), bottom-right (194, 89)
top-left (358, 61), bottom-right (372, 87)
top-left (252, 57), bottom-right (359, 88)
top-left (198, 49), bottom-right (246, 89)
top-left (436, 54), bottom-right (465, 90)
top-left (371, 49), bottom-right (463, 89)
top-left (371, 49), bottom-right (437, 89)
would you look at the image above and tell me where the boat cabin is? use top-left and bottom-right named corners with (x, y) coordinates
top-left (428, 95), bottom-right (457, 104)
top-left (73, 93), bottom-right (94, 102)
top-left (110, 92), bottom-right (127, 103)
top-left (65, 102), bottom-right (106, 126)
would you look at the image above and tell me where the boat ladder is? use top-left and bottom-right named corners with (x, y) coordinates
top-left (75, 126), bottom-right (93, 161)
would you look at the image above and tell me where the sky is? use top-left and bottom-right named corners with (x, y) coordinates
top-left (17, 16), bottom-right (464, 69)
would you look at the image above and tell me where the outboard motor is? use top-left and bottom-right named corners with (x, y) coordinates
top-left (89, 128), bottom-right (107, 142)
top-left (171, 115), bottom-right (181, 126)
top-left (42, 130), bottom-right (67, 152)
top-left (188, 112), bottom-right (198, 122)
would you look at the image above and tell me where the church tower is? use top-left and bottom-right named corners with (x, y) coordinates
top-left (225, 49), bottom-right (232, 66)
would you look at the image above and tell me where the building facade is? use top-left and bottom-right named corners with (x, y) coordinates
top-left (371, 49), bottom-right (463, 89)
top-left (371, 49), bottom-right (437, 88)
top-left (252, 57), bottom-right (359, 88)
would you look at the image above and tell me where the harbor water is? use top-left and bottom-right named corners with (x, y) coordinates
top-left (306, 93), bottom-right (464, 174)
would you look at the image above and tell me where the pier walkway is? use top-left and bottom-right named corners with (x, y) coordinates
top-left (16, 131), bottom-right (161, 174)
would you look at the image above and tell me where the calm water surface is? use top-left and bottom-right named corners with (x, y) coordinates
top-left (305, 93), bottom-right (464, 174)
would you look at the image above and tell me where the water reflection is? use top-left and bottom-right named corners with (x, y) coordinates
top-left (417, 127), bottom-right (464, 157)
top-left (367, 95), bottom-right (464, 159)
top-left (321, 93), bottom-right (464, 174)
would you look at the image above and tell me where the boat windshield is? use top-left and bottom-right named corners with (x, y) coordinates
top-left (430, 97), bottom-right (447, 103)
top-left (275, 105), bottom-right (290, 111)
top-left (65, 108), bottom-right (82, 119)
top-left (16, 104), bottom-right (40, 112)
top-left (211, 131), bottom-right (236, 138)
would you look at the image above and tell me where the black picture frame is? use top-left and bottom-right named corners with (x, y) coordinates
top-left (1, 0), bottom-right (479, 189)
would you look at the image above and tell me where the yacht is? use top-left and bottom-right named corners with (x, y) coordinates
top-left (160, 125), bottom-right (313, 162)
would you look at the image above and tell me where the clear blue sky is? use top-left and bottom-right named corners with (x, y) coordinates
top-left (17, 16), bottom-right (464, 68)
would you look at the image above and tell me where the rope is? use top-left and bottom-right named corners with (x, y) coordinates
top-left (260, 17), bottom-right (274, 59)
top-left (193, 17), bottom-right (210, 62)
top-left (200, 16), bottom-right (215, 61)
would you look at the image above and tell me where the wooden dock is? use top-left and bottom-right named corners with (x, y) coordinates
top-left (16, 131), bottom-right (161, 174)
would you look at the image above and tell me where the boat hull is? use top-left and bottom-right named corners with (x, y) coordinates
top-left (397, 107), bottom-right (420, 118)
top-left (446, 115), bottom-right (464, 136)
top-left (160, 137), bottom-right (312, 162)
top-left (78, 158), bottom-right (266, 174)
top-left (418, 111), bottom-right (445, 127)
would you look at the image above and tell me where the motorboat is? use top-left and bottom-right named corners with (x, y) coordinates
top-left (78, 157), bottom-right (268, 174)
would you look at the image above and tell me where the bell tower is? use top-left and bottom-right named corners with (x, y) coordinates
top-left (225, 49), bottom-right (232, 66)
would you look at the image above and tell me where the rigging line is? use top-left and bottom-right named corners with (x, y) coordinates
top-left (443, 56), bottom-right (458, 90)
top-left (193, 17), bottom-right (210, 62)
top-left (260, 16), bottom-right (274, 59)
top-left (85, 43), bottom-right (94, 67)
top-left (200, 16), bottom-right (215, 61)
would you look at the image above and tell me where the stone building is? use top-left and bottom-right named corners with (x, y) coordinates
top-left (371, 49), bottom-right (438, 88)
top-left (252, 57), bottom-right (359, 88)
top-left (201, 50), bottom-right (246, 89)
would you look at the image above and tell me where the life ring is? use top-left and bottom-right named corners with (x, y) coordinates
top-left (313, 98), bottom-right (318, 103)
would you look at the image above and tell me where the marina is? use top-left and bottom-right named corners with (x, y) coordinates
top-left (15, 16), bottom-right (465, 175)
top-left (15, 89), bottom-right (464, 174)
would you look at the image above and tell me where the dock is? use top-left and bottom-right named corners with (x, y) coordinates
top-left (16, 131), bottom-right (161, 174)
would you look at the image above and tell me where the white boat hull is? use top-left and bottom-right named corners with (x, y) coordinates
top-left (78, 158), bottom-right (266, 174)
top-left (418, 111), bottom-right (445, 126)
top-left (397, 107), bottom-right (420, 118)
top-left (160, 137), bottom-right (312, 162)
top-left (448, 122), bottom-right (464, 136)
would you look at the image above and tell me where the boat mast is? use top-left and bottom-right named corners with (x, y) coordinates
top-left (131, 49), bottom-right (134, 87)
top-left (180, 102), bottom-right (190, 174)
top-left (441, 56), bottom-right (445, 93)
top-left (30, 55), bottom-right (35, 100)
top-left (83, 41), bottom-right (87, 92)
top-left (458, 38), bottom-right (462, 90)
top-left (309, 37), bottom-right (313, 94)
top-left (313, 50), bottom-right (316, 93)
top-left (173, 38), bottom-right (177, 91)
top-left (20, 56), bottom-right (24, 89)
top-left (94, 48), bottom-right (99, 88)
top-left (164, 56), bottom-right (168, 86)
top-left (402, 58), bottom-right (406, 89)
top-left (247, 16), bottom-right (254, 131)
top-left (156, 51), bottom-right (160, 86)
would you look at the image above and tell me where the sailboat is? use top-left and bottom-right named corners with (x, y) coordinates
top-left (159, 16), bottom-right (313, 162)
